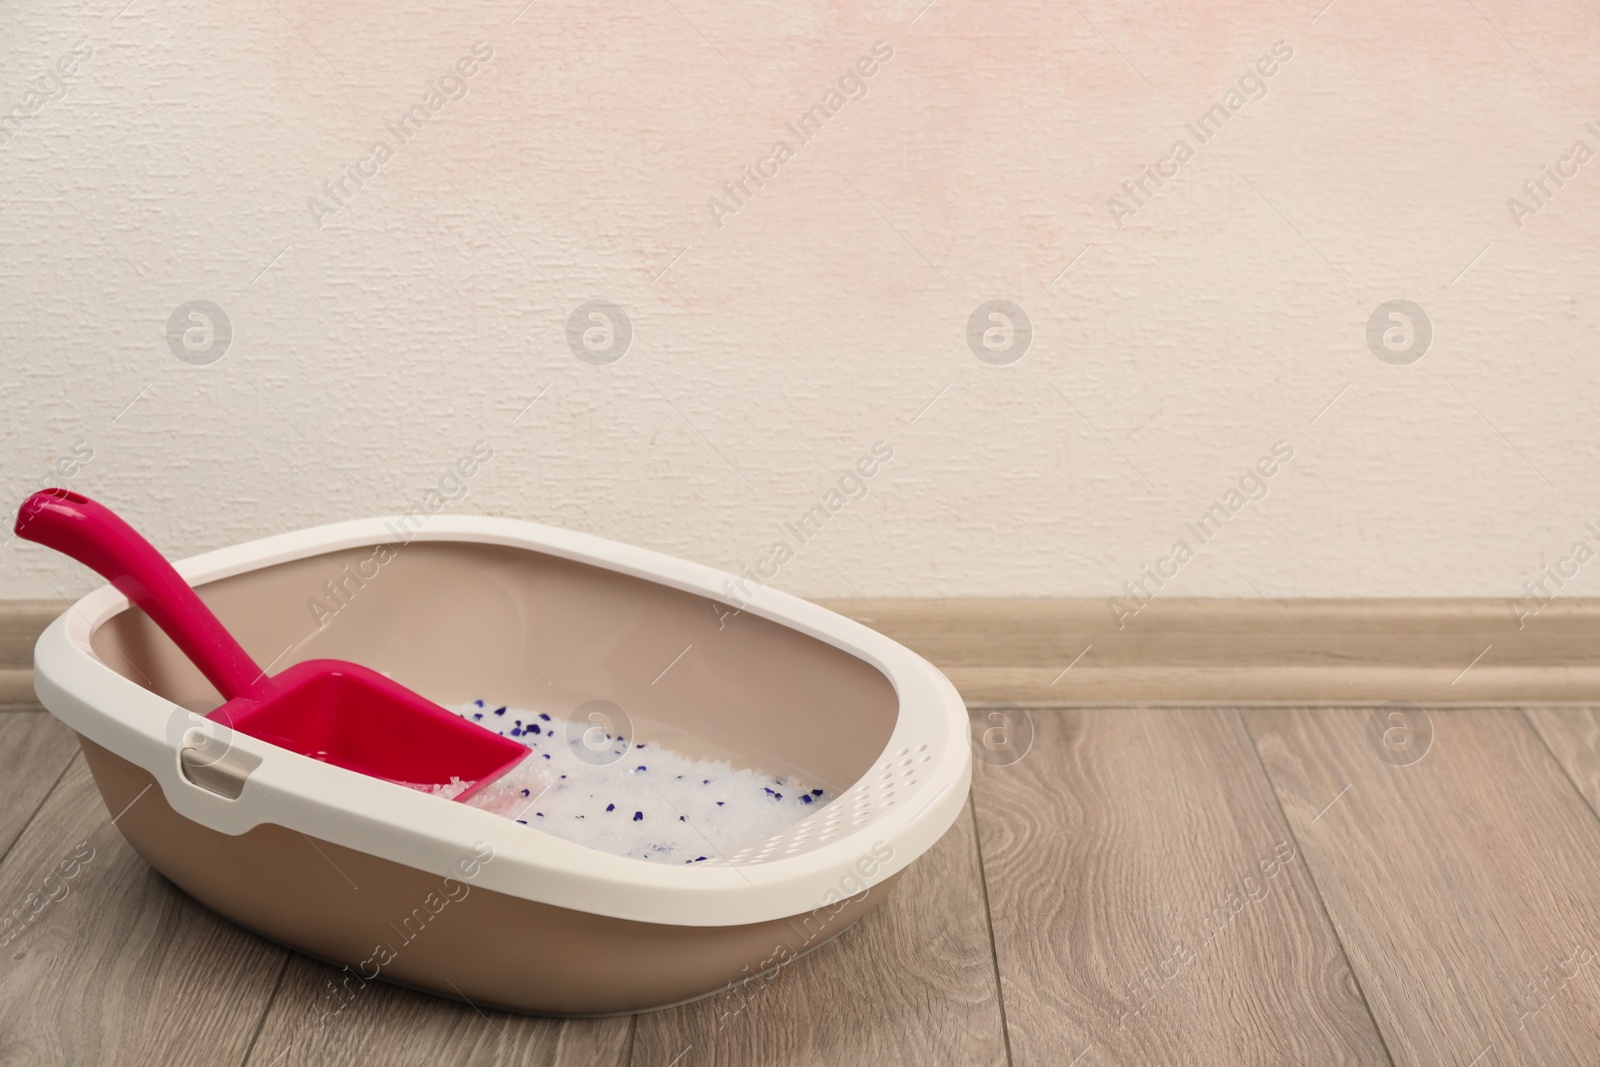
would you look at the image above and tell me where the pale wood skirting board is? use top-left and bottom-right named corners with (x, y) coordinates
top-left (4, 596), bottom-right (1597, 708)
top-left (0, 600), bottom-right (63, 706)
top-left (814, 598), bottom-right (1600, 705)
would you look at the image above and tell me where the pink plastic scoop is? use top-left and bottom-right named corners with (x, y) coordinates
top-left (15, 488), bottom-right (527, 800)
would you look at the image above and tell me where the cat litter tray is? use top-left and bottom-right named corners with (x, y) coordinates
top-left (29, 515), bottom-right (970, 1015)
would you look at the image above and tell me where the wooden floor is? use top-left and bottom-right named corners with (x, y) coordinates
top-left (8, 704), bottom-right (1600, 1066)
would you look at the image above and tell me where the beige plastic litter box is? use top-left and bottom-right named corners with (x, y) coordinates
top-left (30, 515), bottom-right (971, 1015)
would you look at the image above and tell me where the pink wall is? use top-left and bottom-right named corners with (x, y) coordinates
top-left (3, 0), bottom-right (1598, 602)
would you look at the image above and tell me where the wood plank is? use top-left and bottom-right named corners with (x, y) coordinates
top-left (0, 711), bottom-right (79, 861)
top-left (241, 955), bottom-right (632, 1067)
top-left (971, 707), bottom-right (1389, 1067)
top-left (1244, 707), bottom-right (1600, 1066)
top-left (629, 802), bottom-right (1006, 1067)
top-left (1522, 706), bottom-right (1600, 817)
top-left (0, 751), bottom-right (287, 1066)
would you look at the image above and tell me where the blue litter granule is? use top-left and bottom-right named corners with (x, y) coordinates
top-left (494, 706), bottom-right (506, 716)
top-left (633, 811), bottom-right (643, 822)
top-left (606, 803), bottom-right (615, 812)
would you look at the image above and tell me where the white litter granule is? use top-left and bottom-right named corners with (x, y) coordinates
top-left (423, 700), bottom-right (829, 866)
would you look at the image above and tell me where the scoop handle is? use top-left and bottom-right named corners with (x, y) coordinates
top-left (15, 488), bottom-right (266, 702)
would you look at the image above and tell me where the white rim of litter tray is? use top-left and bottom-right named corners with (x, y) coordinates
top-left (32, 516), bottom-right (972, 928)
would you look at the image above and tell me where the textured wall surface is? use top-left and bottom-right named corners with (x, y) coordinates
top-left (2, 0), bottom-right (1597, 606)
